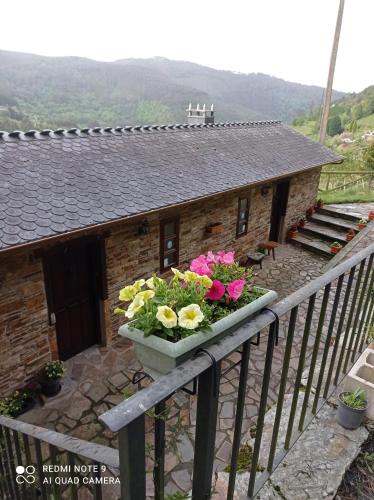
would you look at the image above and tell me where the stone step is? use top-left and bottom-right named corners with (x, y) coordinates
top-left (317, 206), bottom-right (361, 223)
top-left (300, 222), bottom-right (348, 244)
top-left (289, 233), bottom-right (333, 257)
top-left (310, 212), bottom-right (358, 232)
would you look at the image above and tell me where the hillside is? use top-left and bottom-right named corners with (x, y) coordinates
top-left (0, 51), bottom-right (345, 131)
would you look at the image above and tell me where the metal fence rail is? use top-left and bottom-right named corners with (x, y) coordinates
top-left (0, 416), bottom-right (119, 500)
top-left (99, 242), bottom-right (374, 500)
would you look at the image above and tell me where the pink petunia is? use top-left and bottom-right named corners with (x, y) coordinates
top-left (205, 280), bottom-right (226, 301)
top-left (227, 279), bottom-right (245, 302)
top-left (206, 251), bottom-right (218, 264)
top-left (220, 251), bottom-right (235, 265)
top-left (190, 255), bottom-right (212, 276)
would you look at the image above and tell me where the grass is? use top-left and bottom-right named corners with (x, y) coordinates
top-left (320, 186), bottom-right (374, 204)
top-left (358, 113), bottom-right (374, 129)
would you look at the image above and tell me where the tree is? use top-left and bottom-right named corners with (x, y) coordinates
top-left (327, 115), bottom-right (343, 136)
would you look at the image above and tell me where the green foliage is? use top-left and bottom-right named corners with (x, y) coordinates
top-left (321, 187), bottom-right (374, 204)
top-left (327, 115), bottom-right (343, 137)
top-left (0, 50), bottom-right (346, 130)
top-left (340, 388), bottom-right (367, 410)
top-left (43, 360), bottom-right (65, 380)
top-left (165, 493), bottom-right (189, 500)
top-left (224, 443), bottom-right (264, 473)
top-left (367, 325), bottom-right (374, 344)
top-left (365, 142), bottom-right (374, 170)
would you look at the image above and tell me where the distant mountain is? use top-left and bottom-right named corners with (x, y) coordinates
top-left (0, 50), bottom-right (346, 131)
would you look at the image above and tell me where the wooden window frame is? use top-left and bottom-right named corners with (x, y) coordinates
top-left (236, 196), bottom-right (250, 238)
top-left (160, 217), bottom-right (180, 272)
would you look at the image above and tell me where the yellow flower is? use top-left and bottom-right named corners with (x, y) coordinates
top-left (171, 267), bottom-right (185, 280)
top-left (178, 304), bottom-right (204, 330)
top-left (137, 290), bottom-right (155, 301)
top-left (125, 294), bottom-right (145, 319)
top-left (184, 271), bottom-right (200, 283)
top-left (133, 279), bottom-right (146, 292)
top-left (146, 276), bottom-right (163, 289)
top-left (156, 306), bottom-right (178, 328)
top-left (119, 285), bottom-right (137, 302)
top-left (114, 307), bottom-right (126, 315)
top-left (200, 276), bottom-right (213, 288)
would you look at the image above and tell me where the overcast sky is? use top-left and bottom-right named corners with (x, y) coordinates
top-left (0, 0), bottom-right (372, 92)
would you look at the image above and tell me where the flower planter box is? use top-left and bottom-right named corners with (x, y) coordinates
top-left (206, 223), bottom-right (224, 235)
top-left (13, 397), bottom-right (36, 418)
top-left (120, 287), bottom-right (277, 379)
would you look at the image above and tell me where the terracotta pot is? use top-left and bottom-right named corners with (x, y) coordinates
top-left (288, 231), bottom-right (298, 239)
top-left (357, 223), bottom-right (367, 231)
top-left (330, 246), bottom-right (342, 254)
top-left (206, 223), bottom-right (224, 235)
top-left (346, 233), bottom-right (354, 241)
top-left (368, 211), bottom-right (374, 221)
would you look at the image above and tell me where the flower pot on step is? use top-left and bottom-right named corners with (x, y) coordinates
top-left (40, 378), bottom-right (62, 397)
top-left (120, 287), bottom-right (277, 379)
top-left (337, 392), bottom-right (367, 429)
top-left (368, 211), bottom-right (374, 221)
top-left (13, 397), bottom-right (36, 417)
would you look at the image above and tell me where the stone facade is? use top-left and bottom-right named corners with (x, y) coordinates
top-left (0, 169), bottom-right (321, 395)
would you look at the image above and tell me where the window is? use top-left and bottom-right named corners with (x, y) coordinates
top-left (160, 218), bottom-right (179, 272)
top-left (236, 197), bottom-right (249, 237)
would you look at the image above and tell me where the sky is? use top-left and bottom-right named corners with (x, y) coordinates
top-left (0, 0), bottom-right (372, 93)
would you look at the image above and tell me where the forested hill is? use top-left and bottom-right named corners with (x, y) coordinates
top-left (0, 51), bottom-right (345, 131)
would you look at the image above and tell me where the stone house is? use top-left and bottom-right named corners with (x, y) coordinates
top-left (0, 116), bottom-right (341, 394)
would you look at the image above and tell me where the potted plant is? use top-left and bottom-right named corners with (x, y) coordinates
top-left (206, 222), bottom-right (224, 235)
top-left (345, 229), bottom-right (355, 242)
top-left (115, 251), bottom-right (277, 378)
top-left (298, 217), bottom-right (306, 228)
top-left (357, 218), bottom-right (368, 230)
top-left (330, 241), bottom-right (343, 254)
top-left (287, 224), bottom-right (298, 239)
top-left (369, 210), bottom-right (374, 221)
top-left (0, 383), bottom-right (38, 417)
top-left (40, 360), bottom-right (65, 397)
top-left (337, 388), bottom-right (367, 429)
top-left (306, 206), bottom-right (315, 218)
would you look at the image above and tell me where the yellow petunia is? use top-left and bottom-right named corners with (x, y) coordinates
top-left (156, 305), bottom-right (178, 328)
top-left (184, 271), bottom-right (200, 283)
top-left (178, 304), bottom-right (204, 330)
top-left (114, 307), bottom-right (126, 315)
top-left (200, 275), bottom-right (213, 288)
top-left (136, 290), bottom-right (155, 301)
top-left (133, 279), bottom-right (146, 292)
top-left (125, 294), bottom-right (145, 319)
top-left (146, 276), bottom-right (163, 289)
top-left (171, 267), bottom-right (185, 280)
top-left (119, 285), bottom-right (137, 302)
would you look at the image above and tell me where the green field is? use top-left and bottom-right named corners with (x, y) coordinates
top-left (320, 186), bottom-right (374, 204)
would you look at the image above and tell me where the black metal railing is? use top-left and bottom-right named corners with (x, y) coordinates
top-left (98, 242), bottom-right (374, 500)
top-left (0, 416), bottom-right (119, 499)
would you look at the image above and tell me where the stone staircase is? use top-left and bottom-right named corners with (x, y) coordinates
top-left (289, 207), bottom-right (361, 258)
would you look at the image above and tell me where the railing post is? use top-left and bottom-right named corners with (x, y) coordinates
top-left (192, 361), bottom-right (221, 500)
top-left (154, 400), bottom-right (166, 500)
top-left (118, 415), bottom-right (146, 500)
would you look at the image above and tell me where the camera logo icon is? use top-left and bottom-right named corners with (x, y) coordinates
top-left (16, 465), bottom-right (36, 484)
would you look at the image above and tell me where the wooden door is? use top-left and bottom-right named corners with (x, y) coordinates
top-left (269, 179), bottom-right (290, 242)
top-left (44, 239), bottom-right (101, 360)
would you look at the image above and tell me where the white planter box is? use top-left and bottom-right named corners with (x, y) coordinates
top-left (344, 347), bottom-right (374, 419)
top-left (119, 287), bottom-right (277, 379)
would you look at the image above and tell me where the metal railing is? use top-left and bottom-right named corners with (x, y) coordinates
top-left (0, 243), bottom-right (373, 499)
top-left (319, 170), bottom-right (374, 193)
top-left (0, 416), bottom-right (119, 499)
top-left (99, 242), bottom-right (374, 500)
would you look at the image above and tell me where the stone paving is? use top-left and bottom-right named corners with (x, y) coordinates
top-left (19, 203), bottom-right (374, 499)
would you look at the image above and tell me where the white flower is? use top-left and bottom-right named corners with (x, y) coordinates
top-left (156, 306), bottom-right (178, 328)
top-left (119, 285), bottom-right (137, 302)
top-left (125, 294), bottom-right (145, 319)
top-left (146, 276), bottom-right (163, 289)
top-left (178, 304), bottom-right (204, 330)
top-left (133, 279), bottom-right (146, 292)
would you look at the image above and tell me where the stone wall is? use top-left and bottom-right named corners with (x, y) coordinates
top-left (0, 249), bottom-right (55, 395)
top-left (0, 168), bottom-right (321, 394)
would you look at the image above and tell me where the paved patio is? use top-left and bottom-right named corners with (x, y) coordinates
top-left (19, 203), bottom-right (374, 497)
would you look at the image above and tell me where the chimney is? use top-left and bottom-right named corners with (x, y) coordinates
top-left (187, 103), bottom-right (214, 125)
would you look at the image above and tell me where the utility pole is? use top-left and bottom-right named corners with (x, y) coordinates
top-left (319, 0), bottom-right (345, 144)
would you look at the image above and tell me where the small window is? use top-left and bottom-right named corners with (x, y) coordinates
top-left (160, 218), bottom-right (179, 272)
top-left (236, 197), bottom-right (249, 237)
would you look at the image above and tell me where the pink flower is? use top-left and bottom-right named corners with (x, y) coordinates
top-left (205, 280), bottom-right (226, 301)
top-left (190, 255), bottom-right (212, 276)
top-left (206, 251), bottom-right (218, 264)
top-left (227, 279), bottom-right (246, 302)
top-left (215, 250), bottom-right (235, 265)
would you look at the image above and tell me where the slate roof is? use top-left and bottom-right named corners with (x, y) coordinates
top-left (0, 121), bottom-right (341, 252)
